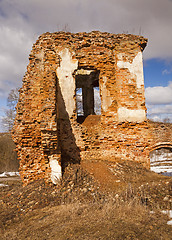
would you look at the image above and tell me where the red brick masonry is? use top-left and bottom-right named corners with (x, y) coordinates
top-left (12, 31), bottom-right (172, 184)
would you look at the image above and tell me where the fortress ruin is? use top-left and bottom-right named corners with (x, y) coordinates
top-left (12, 31), bottom-right (172, 184)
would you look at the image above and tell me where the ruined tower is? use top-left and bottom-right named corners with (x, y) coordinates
top-left (12, 31), bottom-right (151, 184)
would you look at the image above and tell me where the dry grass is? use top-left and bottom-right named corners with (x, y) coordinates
top-left (1, 198), bottom-right (171, 240)
top-left (0, 162), bottom-right (171, 239)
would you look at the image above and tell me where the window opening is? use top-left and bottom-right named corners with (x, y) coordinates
top-left (75, 69), bottom-right (101, 123)
top-left (76, 88), bottom-right (83, 116)
top-left (94, 86), bottom-right (101, 115)
top-left (150, 147), bottom-right (172, 176)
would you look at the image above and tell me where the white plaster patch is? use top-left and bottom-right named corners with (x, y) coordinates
top-left (118, 107), bottom-right (146, 122)
top-left (100, 76), bottom-right (113, 112)
top-left (117, 52), bottom-right (144, 88)
top-left (56, 48), bottom-right (78, 117)
top-left (49, 158), bottom-right (61, 185)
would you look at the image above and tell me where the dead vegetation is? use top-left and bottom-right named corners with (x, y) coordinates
top-left (0, 161), bottom-right (172, 239)
top-left (1, 199), bottom-right (171, 240)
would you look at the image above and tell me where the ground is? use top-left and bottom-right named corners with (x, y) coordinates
top-left (0, 160), bottom-right (172, 239)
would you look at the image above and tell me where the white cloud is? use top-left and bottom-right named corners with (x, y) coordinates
top-left (145, 82), bottom-right (172, 122)
top-left (162, 69), bottom-right (172, 75)
top-left (162, 64), bottom-right (172, 75)
top-left (0, 0), bottom-right (172, 59)
top-left (146, 104), bottom-right (172, 122)
top-left (145, 82), bottom-right (172, 105)
top-left (0, 26), bottom-right (35, 98)
top-left (1, 0), bottom-right (172, 127)
top-left (147, 104), bottom-right (172, 115)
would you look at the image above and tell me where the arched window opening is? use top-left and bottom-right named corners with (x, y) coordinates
top-left (150, 147), bottom-right (172, 176)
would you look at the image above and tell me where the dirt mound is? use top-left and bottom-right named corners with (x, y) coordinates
top-left (0, 164), bottom-right (103, 229)
top-left (0, 161), bottom-right (172, 239)
top-left (82, 160), bottom-right (172, 207)
top-left (82, 115), bottom-right (101, 127)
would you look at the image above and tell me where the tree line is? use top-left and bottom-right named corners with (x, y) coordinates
top-left (1, 88), bottom-right (19, 132)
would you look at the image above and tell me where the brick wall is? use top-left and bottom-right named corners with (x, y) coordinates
top-left (11, 31), bottom-right (172, 185)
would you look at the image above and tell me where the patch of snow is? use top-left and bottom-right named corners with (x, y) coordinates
top-left (161, 210), bottom-right (172, 218)
top-left (0, 172), bottom-right (20, 177)
top-left (0, 183), bottom-right (8, 187)
top-left (0, 172), bottom-right (7, 177)
top-left (150, 166), bottom-right (172, 173)
top-left (167, 220), bottom-right (172, 225)
top-left (151, 210), bottom-right (172, 225)
top-left (161, 210), bottom-right (172, 225)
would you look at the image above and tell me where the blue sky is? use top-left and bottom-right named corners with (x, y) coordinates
top-left (0, 0), bottom-right (172, 130)
top-left (144, 59), bottom-right (172, 88)
top-left (144, 58), bottom-right (172, 122)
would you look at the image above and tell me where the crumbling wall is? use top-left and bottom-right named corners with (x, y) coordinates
top-left (148, 121), bottom-right (172, 147)
top-left (12, 31), bottom-right (171, 185)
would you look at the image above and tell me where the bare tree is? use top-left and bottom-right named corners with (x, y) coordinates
top-left (163, 117), bottom-right (170, 123)
top-left (1, 88), bottom-right (19, 132)
top-left (62, 24), bottom-right (71, 32)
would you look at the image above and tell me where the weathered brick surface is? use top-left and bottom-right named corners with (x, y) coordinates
top-left (11, 31), bottom-right (172, 185)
